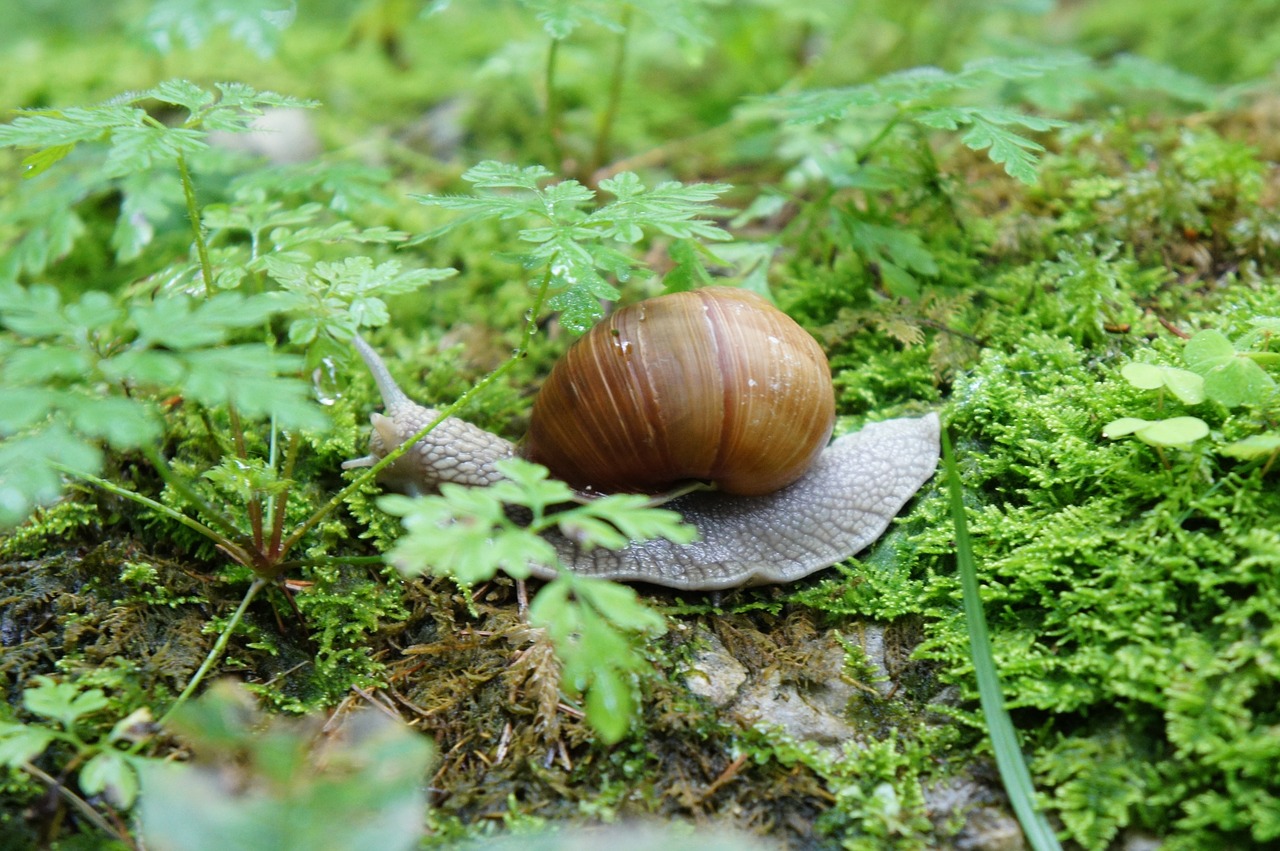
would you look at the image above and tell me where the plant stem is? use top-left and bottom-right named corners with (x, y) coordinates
top-left (176, 152), bottom-right (215, 300)
top-left (272, 555), bottom-right (387, 572)
top-left (137, 444), bottom-right (250, 555)
top-left (854, 111), bottom-right (904, 165)
top-left (225, 403), bottom-right (265, 553)
top-left (56, 458), bottom-right (256, 570)
top-left (159, 577), bottom-right (268, 727)
top-left (268, 431), bottom-right (301, 561)
top-left (592, 117), bottom-right (748, 182)
top-left (591, 7), bottom-right (633, 176)
top-left (22, 761), bottom-right (136, 849)
top-left (544, 37), bottom-right (563, 169)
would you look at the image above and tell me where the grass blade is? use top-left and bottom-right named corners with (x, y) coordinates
top-left (942, 427), bottom-right (1063, 850)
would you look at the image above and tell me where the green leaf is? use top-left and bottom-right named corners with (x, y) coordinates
top-left (65, 396), bottom-right (163, 450)
top-left (942, 429), bottom-right (1064, 851)
top-left (1121, 363), bottom-right (1205, 404)
top-left (80, 750), bottom-right (140, 809)
top-left (181, 346), bottom-right (327, 430)
top-left (1219, 433), bottom-right (1280, 461)
top-left (0, 723), bottom-right (56, 767)
top-left (1103, 54), bottom-right (1220, 108)
top-left (558, 493), bottom-right (697, 551)
top-left (265, 256), bottom-right (453, 343)
top-left (584, 667), bottom-right (633, 744)
top-left (489, 458), bottom-right (578, 514)
top-left (0, 424), bottom-right (104, 529)
top-left (23, 677), bottom-right (110, 731)
top-left (517, 0), bottom-right (623, 39)
top-left (138, 683), bottom-right (431, 851)
top-left (0, 105), bottom-right (138, 151)
top-left (590, 175), bottom-right (732, 242)
top-left (1184, 330), bottom-right (1276, 407)
top-left (141, 79), bottom-right (217, 114)
top-left (102, 125), bottom-right (207, 178)
top-left (99, 349), bottom-right (186, 386)
top-left (1101, 417), bottom-right (1149, 439)
top-left (663, 238), bottom-right (717, 292)
top-left (0, 387), bottom-right (59, 432)
top-left (0, 284), bottom-right (71, 337)
top-left (460, 160), bottom-right (555, 191)
top-left (1135, 417), bottom-right (1210, 447)
top-left (1161, 369), bottom-right (1207, 405)
top-left (951, 110), bottom-right (1063, 185)
top-left (1183, 330), bottom-right (1236, 362)
top-left (573, 577), bottom-right (667, 634)
top-left (20, 144), bottom-right (76, 179)
top-left (380, 486), bottom-right (557, 583)
top-left (203, 456), bottom-right (291, 502)
top-left (1103, 416), bottom-right (1209, 447)
top-left (112, 171), bottom-right (179, 261)
top-left (415, 163), bottom-right (728, 324)
top-left (1120, 363), bottom-right (1165, 390)
top-left (142, 0), bottom-right (298, 59)
top-left (64, 290), bottom-right (124, 331)
top-left (760, 55), bottom-right (1083, 125)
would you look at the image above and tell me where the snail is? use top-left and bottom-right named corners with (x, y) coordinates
top-left (344, 287), bottom-right (940, 591)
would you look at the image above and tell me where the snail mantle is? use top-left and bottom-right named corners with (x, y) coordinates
top-left (345, 288), bottom-right (941, 591)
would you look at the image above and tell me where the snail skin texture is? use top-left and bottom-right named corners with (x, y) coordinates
top-left (344, 288), bottom-right (940, 591)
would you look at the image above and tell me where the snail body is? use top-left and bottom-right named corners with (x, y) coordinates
top-left (344, 287), bottom-right (940, 590)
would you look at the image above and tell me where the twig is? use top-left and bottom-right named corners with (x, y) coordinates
top-left (22, 761), bottom-right (136, 849)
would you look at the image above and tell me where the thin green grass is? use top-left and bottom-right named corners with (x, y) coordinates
top-left (941, 427), bottom-right (1063, 851)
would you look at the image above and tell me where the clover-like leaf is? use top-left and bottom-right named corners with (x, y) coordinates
top-left (1183, 330), bottom-right (1276, 408)
top-left (1219, 433), bottom-right (1280, 461)
top-left (1121, 363), bottom-right (1205, 405)
top-left (1103, 416), bottom-right (1209, 448)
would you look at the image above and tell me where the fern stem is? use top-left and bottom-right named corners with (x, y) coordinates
top-left (159, 577), bottom-right (268, 727)
top-left (176, 152), bottom-right (215, 300)
top-left (854, 112), bottom-right (904, 165)
top-left (268, 430), bottom-right (301, 561)
top-left (137, 444), bottom-right (252, 558)
top-left (591, 6), bottom-right (633, 176)
top-left (942, 428), bottom-right (1063, 851)
top-left (225, 403), bottom-right (265, 553)
top-left (57, 456), bottom-right (256, 570)
top-left (272, 555), bottom-right (387, 572)
top-left (544, 37), bottom-right (563, 169)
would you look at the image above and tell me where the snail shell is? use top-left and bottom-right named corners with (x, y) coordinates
top-left (524, 288), bottom-right (835, 496)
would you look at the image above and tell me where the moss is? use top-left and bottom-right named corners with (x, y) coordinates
top-left (0, 544), bottom-right (212, 707)
top-left (894, 325), bottom-right (1280, 849)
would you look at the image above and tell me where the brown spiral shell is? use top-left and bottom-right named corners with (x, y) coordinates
top-left (523, 287), bottom-right (836, 496)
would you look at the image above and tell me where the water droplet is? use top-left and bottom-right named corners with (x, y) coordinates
top-left (312, 357), bottom-right (339, 406)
